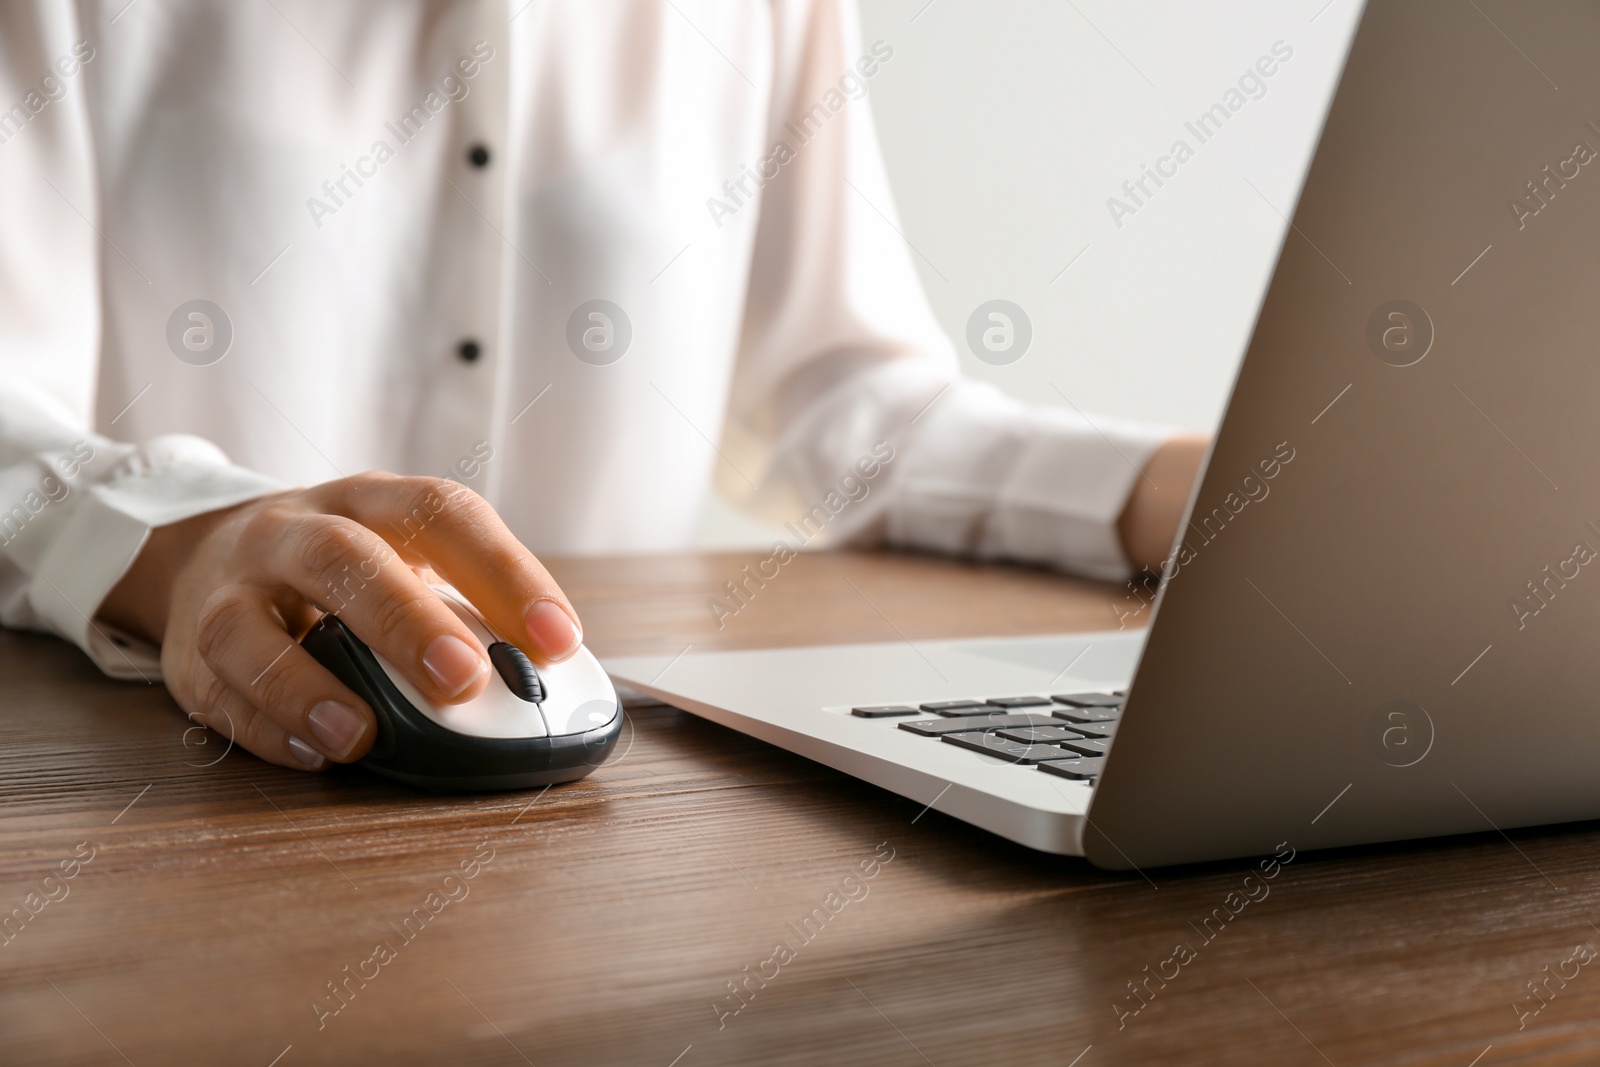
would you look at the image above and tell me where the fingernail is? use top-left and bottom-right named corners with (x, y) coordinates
top-left (307, 700), bottom-right (365, 760)
top-left (423, 634), bottom-right (487, 697)
top-left (526, 600), bottom-right (581, 661)
top-left (287, 736), bottom-right (327, 770)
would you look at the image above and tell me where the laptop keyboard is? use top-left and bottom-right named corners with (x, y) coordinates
top-left (851, 692), bottom-right (1125, 785)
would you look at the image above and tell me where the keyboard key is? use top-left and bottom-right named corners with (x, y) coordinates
top-left (1038, 759), bottom-right (1100, 781)
top-left (1052, 708), bottom-right (1118, 724)
top-left (1051, 692), bottom-right (1122, 707)
top-left (921, 697), bottom-right (979, 713)
top-left (851, 705), bottom-right (920, 718)
top-left (897, 713), bottom-right (1056, 737)
top-left (986, 695), bottom-right (1051, 708)
top-left (1056, 720), bottom-right (1113, 738)
top-left (941, 732), bottom-right (1073, 764)
top-left (1060, 737), bottom-right (1111, 758)
top-left (934, 704), bottom-right (1005, 717)
top-left (995, 725), bottom-right (1090, 745)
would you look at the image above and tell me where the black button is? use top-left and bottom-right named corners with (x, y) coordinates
top-left (457, 339), bottom-right (481, 363)
top-left (1052, 708), bottom-right (1118, 724)
top-left (896, 713), bottom-right (1055, 737)
top-left (941, 732), bottom-right (1072, 764)
top-left (995, 725), bottom-right (1086, 745)
top-left (488, 642), bottom-right (544, 703)
top-left (919, 699), bottom-right (986, 712)
top-left (1051, 692), bottom-right (1122, 707)
top-left (851, 705), bottom-right (920, 718)
top-left (467, 143), bottom-right (491, 168)
top-left (1037, 759), bottom-right (1099, 781)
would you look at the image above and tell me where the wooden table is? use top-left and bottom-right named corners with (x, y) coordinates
top-left (3, 550), bottom-right (1598, 1065)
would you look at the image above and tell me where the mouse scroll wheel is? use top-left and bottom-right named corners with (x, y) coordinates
top-left (488, 642), bottom-right (545, 703)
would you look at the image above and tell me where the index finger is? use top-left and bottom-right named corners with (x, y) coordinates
top-left (325, 474), bottom-right (583, 663)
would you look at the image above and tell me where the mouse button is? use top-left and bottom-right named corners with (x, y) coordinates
top-left (567, 698), bottom-right (622, 737)
top-left (536, 645), bottom-right (620, 736)
top-left (374, 652), bottom-right (549, 739)
top-left (488, 642), bottom-right (544, 703)
top-left (430, 692), bottom-right (549, 739)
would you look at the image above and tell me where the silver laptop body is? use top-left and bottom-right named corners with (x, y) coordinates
top-left (608, 0), bottom-right (1600, 868)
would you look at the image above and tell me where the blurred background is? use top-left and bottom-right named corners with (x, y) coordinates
top-left (698, 0), bottom-right (1364, 547)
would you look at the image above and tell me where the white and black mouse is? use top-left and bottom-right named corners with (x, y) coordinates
top-left (301, 584), bottom-right (623, 791)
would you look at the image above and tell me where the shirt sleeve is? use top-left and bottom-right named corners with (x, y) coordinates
top-left (0, 399), bottom-right (286, 679)
top-left (0, 10), bottom-right (283, 680)
top-left (722, 0), bottom-right (1171, 581)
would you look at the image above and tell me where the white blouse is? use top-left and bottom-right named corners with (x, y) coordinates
top-left (0, 0), bottom-right (1166, 679)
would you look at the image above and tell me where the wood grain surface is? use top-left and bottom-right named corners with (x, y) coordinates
top-left (2, 549), bottom-right (1598, 1065)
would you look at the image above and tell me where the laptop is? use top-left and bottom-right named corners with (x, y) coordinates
top-left (607, 0), bottom-right (1600, 869)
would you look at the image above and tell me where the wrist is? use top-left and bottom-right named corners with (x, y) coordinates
top-left (1117, 434), bottom-right (1209, 573)
top-left (97, 505), bottom-right (238, 645)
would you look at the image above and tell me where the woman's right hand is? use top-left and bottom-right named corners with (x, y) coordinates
top-left (98, 472), bottom-right (584, 771)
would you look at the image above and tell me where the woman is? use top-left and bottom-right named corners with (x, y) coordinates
top-left (0, 0), bottom-right (1203, 771)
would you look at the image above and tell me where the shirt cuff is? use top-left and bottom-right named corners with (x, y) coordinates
top-left (882, 378), bottom-right (1170, 581)
top-left (30, 436), bottom-right (284, 680)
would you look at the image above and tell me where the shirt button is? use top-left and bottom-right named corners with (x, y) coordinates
top-left (457, 339), bottom-right (482, 363)
top-left (467, 143), bottom-right (491, 168)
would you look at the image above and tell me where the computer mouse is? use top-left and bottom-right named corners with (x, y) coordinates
top-left (300, 584), bottom-right (623, 791)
